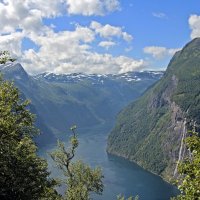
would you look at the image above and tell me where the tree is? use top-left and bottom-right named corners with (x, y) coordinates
top-left (172, 129), bottom-right (200, 200)
top-left (51, 126), bottom-right (104, 200)
top-left (0, 76), bottom-right (61, 200)
top-left (0, 51), bottom-right (16, 64)
top-left (0, 51), bottom-right (134, 199)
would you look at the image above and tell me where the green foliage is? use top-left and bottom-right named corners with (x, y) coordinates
top-left (172, 130), bottom-right (200, 200)
top-left (107, 38), bottom-right (200, 180)
top-left (107, 87), bottom-right (171, 175)
top-left (51, 127), bottom-right (104, 200)
top-left (0, 51), bottom-right (16, 64)
top-left (0, 77), bottom-right (60, 200)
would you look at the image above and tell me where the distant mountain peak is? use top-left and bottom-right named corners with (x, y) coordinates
top-left (34, 70), bottom-right (164, 84)
top-left (0, 62), bottom-right (29, 80)
top-left (0, 62), bottom-right (24, 72)
top-left (185, 37), bottom-right (200, 48)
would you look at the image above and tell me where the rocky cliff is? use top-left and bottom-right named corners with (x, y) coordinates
top-left (107, 38), bottom-right (200, 180)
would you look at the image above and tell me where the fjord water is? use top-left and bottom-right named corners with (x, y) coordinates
top-left (39, 124), bottom-right (178, 200)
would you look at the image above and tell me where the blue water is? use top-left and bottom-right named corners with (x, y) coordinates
top-left (39, 125), bottom-right (179, 200)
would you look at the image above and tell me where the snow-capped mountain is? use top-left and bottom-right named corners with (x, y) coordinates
top-left (34, 71), bottom-right (163, 84)
top-left (0, 62), bottom-right (163, 146)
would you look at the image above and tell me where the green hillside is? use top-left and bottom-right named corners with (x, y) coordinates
top-left (0, 64), bottom-right (162, 146)
top-left (107, 38), bottom-right (200, 180)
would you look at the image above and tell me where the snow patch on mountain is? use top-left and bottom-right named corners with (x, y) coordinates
top-left (34, 71), bottom-right (163, 85)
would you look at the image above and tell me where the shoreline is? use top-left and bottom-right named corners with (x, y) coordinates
top-left (106, 149), bottom-right (176, 185)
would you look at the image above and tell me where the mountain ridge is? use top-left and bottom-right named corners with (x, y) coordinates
top-left (0, 63), bottom-right (163, 146)
top-left (107, 38), bottom-right (200, 181)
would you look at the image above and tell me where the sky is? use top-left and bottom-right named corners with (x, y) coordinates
top-left (0, 0), bottom-right (200, 75)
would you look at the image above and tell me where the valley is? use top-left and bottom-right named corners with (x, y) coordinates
top-left (0, 62), bottom-right (179, 199)
top-left (39, 123), bottom-right (179, 200)
top-left (0, 62), bottom-right (163, 144)
top-left (2, 37), bottom-right (199, 198)
top-left (1, 2), bottom-right (200, 199)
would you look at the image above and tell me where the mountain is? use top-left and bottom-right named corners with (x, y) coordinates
top-left (33, 71), bottom-right (163, 132)
top-left (107, 38), bottom-right (200, 181)
top-left (0, 62), bottom-right (163, 146)
top-left (0, 63), bottom-right (56, 145)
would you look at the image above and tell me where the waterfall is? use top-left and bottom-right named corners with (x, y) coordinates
top-left (173, 118), bottom-right (187, 176)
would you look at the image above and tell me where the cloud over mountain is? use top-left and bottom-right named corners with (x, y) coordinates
top-left (189, 14), bottom-right (200, 39)
top-left (143, 46), bottom-right (180, 59)
top-left (0, 0), bottom-right (193, 74)
top-left (0, 0), bottom-right (145, 75)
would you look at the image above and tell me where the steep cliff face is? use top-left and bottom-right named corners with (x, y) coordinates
top-left (107, 38), bottom-right (200, 180)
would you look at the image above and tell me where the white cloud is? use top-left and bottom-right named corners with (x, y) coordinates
top-left (90, 21), bottom-right (133, 42)
top-left (122, 32), bottom-right (133, 42)
top-left (53, 53), bottom-right (145, 75)
top-left (0, 0), bottom-right (60, 34)
top-left (28, 0), bottom-right (64, 17)
top-left (21, 31), bottom-right (145, 74)
top-left (22, 49), bottom-right (146, 75)
top-left (0, 0), bottom-right (143, 75)
top-left (98, 41), bottom-right (116, 49)
top-left (91, 21), bottom-right (122, 37)
top-left (143, 46), bottom-right (180, 59)
top-left (189, 14), bottom-right (200, 39)
top-left (19, 25), bottom-right (142, 75)
top-left (152, 12), bottom-right (167, 19)
top-left (20, 26), bottom-right (95, 73)
top-left (90, 21), bottom-right (102, 30)
top-left (66, 0), bottom-right (120, 16)
top-left (0, 32), bottom-right (24, 57)
top-left (117, 56), bottom-right (145, 74)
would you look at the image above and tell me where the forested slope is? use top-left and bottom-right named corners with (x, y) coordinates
top-left (107, 38), bottom-right (200, 180)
